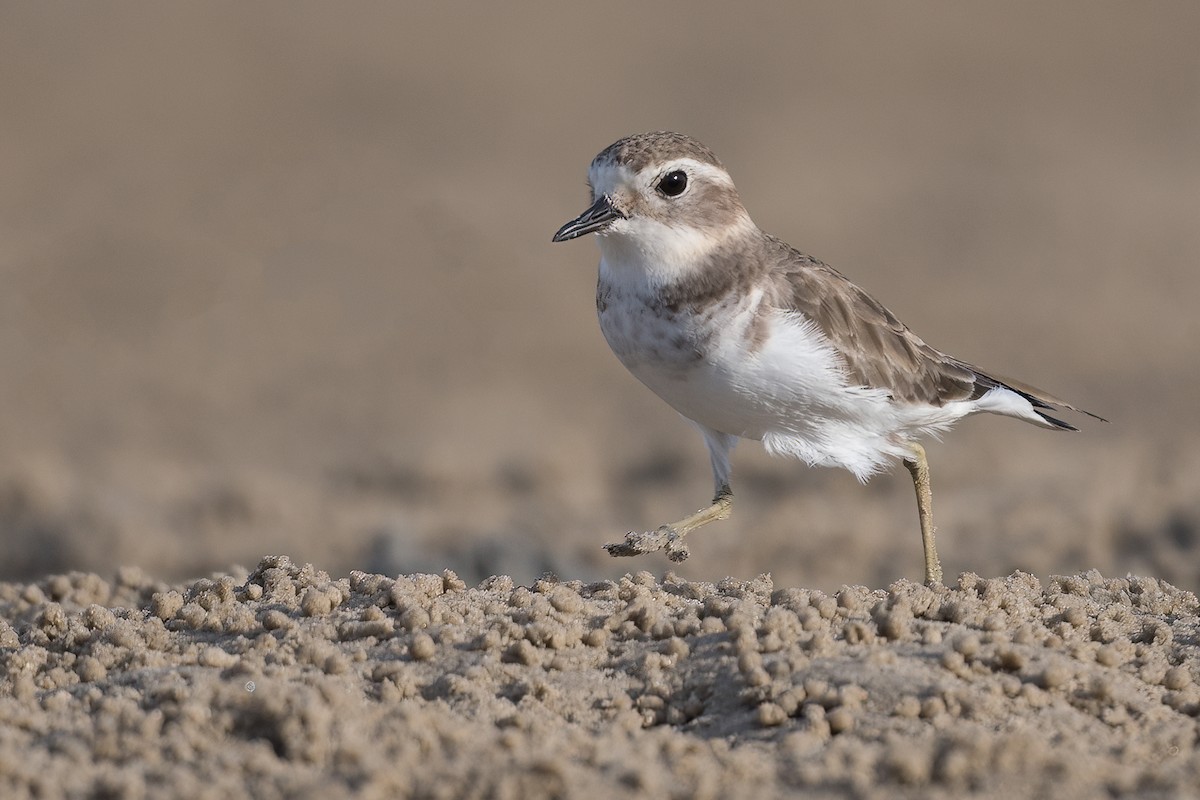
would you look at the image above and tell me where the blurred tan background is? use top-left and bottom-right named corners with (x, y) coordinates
top-left (1, 2), bottom-right (1197, 591)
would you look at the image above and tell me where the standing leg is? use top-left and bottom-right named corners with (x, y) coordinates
top-left (903, 442), bottom-right (942, 586)
top-left (605, 425), bottom-right (737, 562)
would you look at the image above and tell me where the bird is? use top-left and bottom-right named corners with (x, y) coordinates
top-left (551, 131), bottom-right (1102, 586)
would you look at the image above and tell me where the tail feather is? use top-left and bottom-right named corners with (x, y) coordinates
top-left (970, 368), bottom-right (1107, 429)
top-left (1033, 410), bottom-right (1079, 431)
top-left (990, 373), bottom-right (1108, 423)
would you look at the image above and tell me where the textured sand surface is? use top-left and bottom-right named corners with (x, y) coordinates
top-left (1, 557), bottom-right (1197, 798)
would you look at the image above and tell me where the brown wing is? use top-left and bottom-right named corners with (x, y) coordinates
top-left (764, 243), bottom-right (989, 407)
top-left (765, 242), bottom-right (1105, 426)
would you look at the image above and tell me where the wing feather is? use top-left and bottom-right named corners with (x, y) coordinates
top-left (764, 240), bottom-right (1104, 423)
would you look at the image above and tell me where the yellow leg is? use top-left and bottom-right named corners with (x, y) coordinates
top-left (605, 485), bottom-right (732, 563)
top-left (903, 443), bottom-right (943, 586)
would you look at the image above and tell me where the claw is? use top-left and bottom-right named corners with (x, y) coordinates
top-left (602, 526), bottom-right (691, 561)
top-left (602, 539), bottom-right (639, 558)
top-left (664, 540), bottom-right (690, 562)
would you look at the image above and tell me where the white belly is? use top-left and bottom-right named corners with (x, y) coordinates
top-left (597, 281), bottom-right (970, 480)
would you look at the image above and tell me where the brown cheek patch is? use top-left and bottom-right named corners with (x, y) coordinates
top-left (687, 183), bottom-right (744, 229)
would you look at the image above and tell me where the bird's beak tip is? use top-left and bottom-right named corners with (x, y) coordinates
top-left (552, 195), bottom-right (622, 243)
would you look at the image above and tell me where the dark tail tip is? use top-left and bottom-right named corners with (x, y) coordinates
top-left (1036, 411), bottom-right (1079, 431)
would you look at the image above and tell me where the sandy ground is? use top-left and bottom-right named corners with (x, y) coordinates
top-left (1, 3), bottom-right (1199, 797)
top-left (1, 558), bottom-right (1198, 798)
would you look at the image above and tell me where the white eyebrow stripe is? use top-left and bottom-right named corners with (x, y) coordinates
top-left (638, 158), bottom-right (734, 188)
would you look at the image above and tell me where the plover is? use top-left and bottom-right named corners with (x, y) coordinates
top-left (552, 131), bottom-right (1102, 585)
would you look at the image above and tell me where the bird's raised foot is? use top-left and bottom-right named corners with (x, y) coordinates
top-left (603, 525), bottom-right (691, 562)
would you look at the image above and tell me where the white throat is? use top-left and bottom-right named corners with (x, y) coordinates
top-left (596, 214), bottom-right (756, 289)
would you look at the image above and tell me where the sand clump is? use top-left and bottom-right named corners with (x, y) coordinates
top-left (0, 556), bottom-right (1196, 798)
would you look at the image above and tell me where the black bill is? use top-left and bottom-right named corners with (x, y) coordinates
top-left (551, 195), bottom-right (624, 242)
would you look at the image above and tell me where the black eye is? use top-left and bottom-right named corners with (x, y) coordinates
top-left (656, 170), bottom-right (688, 197)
